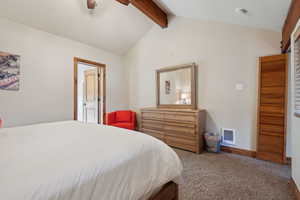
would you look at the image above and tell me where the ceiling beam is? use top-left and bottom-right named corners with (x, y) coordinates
top-left (282, 0), bottom-right (300, 52)
top-left (116, 0), bottom-right (130, 6)
top-left (116, 0), bottom-right (168, 28)
top-left (130, 0), bottom-right (168, 28)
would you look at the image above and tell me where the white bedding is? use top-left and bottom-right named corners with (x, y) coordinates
top-left (0, 121), bottom-right (182, 200)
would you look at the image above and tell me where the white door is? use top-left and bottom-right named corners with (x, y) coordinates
top-left (83, 68), bottom-right (99, 123)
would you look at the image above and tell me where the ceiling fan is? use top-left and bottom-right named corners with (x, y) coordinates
top-left (87, 0), bottom-right (97, 9)
top-left (86, 0), bottom-right (168, 28)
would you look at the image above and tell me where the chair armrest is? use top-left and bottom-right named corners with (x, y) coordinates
top-left (106, 112), bottom-right (116, 125)
top-left (131, 112), bottom-right (137, 129)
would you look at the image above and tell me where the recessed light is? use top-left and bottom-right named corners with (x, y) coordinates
top-left (235, 8), bottom-right (248, 15)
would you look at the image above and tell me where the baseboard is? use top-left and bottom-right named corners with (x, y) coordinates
top-left (219, 146), bottom-right (292, 165)
top-left (221, 146), bottom-right (256, 158)
top-left (291, 178), bottom-right (300, 200)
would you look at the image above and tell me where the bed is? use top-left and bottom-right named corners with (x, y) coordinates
top-left (0, 121), bottom-right (182, 200)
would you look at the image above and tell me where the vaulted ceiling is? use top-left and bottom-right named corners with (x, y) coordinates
top-left (0, 0), bottom-right (292, 55)
top-left (0, 0), bottom-right (154, 55)
top-left (156, 0), bottom-right (291, 31)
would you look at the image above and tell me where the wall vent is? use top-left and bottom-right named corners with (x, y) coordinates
top-left (221, 128), bottom-right (236, 146)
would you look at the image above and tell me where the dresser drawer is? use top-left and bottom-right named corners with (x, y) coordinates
top-left (142, 128), bottom-right (164, 141)
top-left (164, 123), bottom-right (196, 137)
top-left (164, 113), bottom-right (196, 123)
top-left (165, 136), bottom-right (196, 152)
top-left (141, 108), bottom-right (206, 154)
top-left (142, 120), bottom-right (164, 131)
top-left (142, 112), bottom-right (163, 120)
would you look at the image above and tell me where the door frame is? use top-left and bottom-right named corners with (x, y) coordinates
top-left (73, 57), bottom-right (106, 124)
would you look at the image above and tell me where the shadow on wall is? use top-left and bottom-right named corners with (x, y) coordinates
top-left (205, 112), bottom-right (219, 134)
top-left (250, 60), bottom-right (259, 151)
top-left (250, 106), bottom-right (258, 151)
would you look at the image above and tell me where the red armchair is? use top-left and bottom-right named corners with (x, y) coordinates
top-left (106, 110), bottom-right (136, 130)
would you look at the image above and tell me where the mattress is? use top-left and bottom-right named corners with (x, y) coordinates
top-left (0, 121), bottom-right (182, 200)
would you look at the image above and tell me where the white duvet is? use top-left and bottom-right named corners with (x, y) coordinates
top-left (0, 121), bottom-right (182, 200)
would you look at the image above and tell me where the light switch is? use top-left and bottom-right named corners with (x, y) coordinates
top-left (235, 83), bottom-right (244, 91)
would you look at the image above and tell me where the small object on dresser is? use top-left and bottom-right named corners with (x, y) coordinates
top-left (204, 132), bottom-right (221, 153)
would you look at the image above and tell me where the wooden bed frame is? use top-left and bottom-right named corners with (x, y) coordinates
top-left (148, 181), bottom-right (178, 200)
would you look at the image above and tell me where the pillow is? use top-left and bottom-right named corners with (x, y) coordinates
top-left (116, 111), bottom-right (132, 122)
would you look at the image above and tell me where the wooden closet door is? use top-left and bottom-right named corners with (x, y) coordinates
top-left (257, 54), bottom-right (288, 163)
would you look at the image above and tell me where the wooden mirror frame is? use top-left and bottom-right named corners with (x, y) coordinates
top-left (156, 63), bottom-right (197, 109)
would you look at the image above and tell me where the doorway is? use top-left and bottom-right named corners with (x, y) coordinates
top-left (74, 58), bottom-right (106, 124)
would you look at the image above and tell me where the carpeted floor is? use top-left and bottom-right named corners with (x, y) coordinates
top-left (174, 149), bottom-right (295, 200)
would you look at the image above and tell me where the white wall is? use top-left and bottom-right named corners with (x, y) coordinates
top-left (0, 18), bottom-right (128, 127)
top-left (124, 17), bottom-right (281, 151)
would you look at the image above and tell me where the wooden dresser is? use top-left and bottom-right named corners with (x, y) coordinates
top-left (140, 108), bottom-right (206, 154)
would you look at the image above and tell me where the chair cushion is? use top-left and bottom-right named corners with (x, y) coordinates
top-left (112, 123), bottom-right (134, 130)
top-left (116, 111), bottom-right (132, 122)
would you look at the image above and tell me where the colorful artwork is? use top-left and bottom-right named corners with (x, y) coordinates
top-left (0, 52), bottom-right (20, 91)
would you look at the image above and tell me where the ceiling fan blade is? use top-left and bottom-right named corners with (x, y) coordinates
top-left (87, 0), bottom-right (97, 9)
top-left (116, 0), bottom-right (130, 6)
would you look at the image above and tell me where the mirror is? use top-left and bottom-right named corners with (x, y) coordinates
top-left (156, 63), bottom-right (197, 109)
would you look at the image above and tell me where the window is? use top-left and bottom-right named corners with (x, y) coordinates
top-left (293, 25), bottom-right (300, 117)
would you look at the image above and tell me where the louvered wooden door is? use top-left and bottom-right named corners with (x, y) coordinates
top-left (257, 54), bottom-right (288, 163)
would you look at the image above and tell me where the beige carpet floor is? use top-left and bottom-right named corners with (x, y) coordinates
top-left (174, 149), bottom-right (294, 200)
